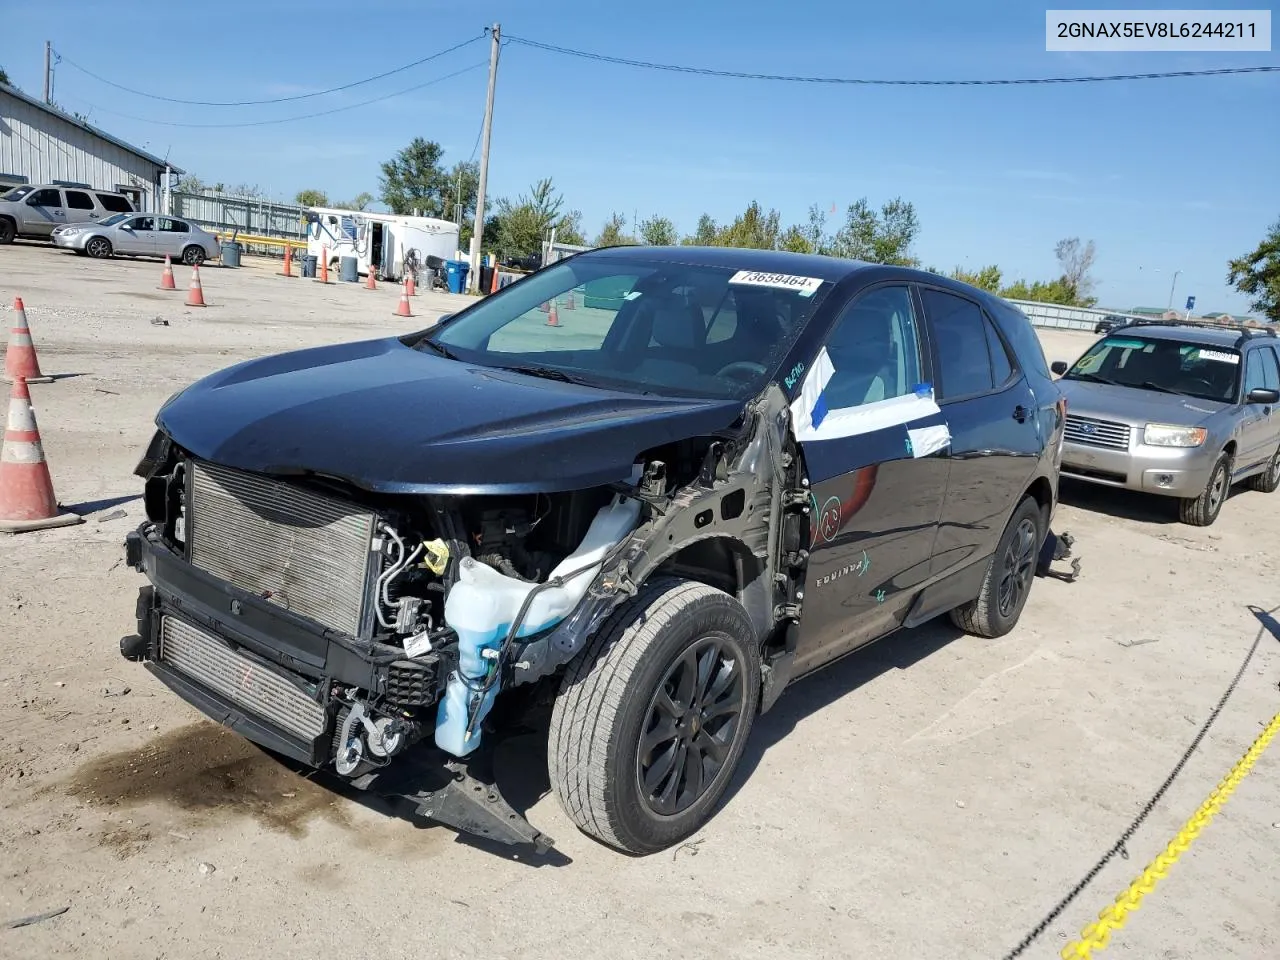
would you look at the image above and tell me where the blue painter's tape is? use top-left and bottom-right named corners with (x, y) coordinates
top-left (811, 393), bottom-right (829, 428)
top-left (913, 382), bottom-right (932, 398)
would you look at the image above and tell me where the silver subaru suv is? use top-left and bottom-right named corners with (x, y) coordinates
top-left (1050, 321), bottom-right (1280, 526)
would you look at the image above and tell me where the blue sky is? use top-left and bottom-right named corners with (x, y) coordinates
top-left (3, 0), bottom-right (1277, 313)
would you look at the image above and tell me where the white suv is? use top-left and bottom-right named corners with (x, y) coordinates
top-left (0, 184), bottom-right (136, 243)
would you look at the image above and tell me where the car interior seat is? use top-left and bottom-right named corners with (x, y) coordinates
top-left (632, 295), bottom-right (709, 384)
top-left (825, 305), bottom-right (897, 408)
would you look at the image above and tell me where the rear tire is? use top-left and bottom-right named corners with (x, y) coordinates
top-left (548, 577), bottom-right (760, 855)
top-left (85, 236), bottom-right (113, 259)
top-left (1245, 445), bottom-right (1280, 494)
top-left (949, 496), bottom-right (1044, 638)
top-left (1179, 453), bottom-right (1230, 526)
top-left (0, 218), bottom-right (14, 244)
top-left (182, 245), bottom-right (205, 266)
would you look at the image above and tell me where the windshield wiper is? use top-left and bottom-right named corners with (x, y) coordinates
top-left (1140, 381), bottom-right (1188, 396)
top-left (1066, 371), bottom-right (1120, 386)
top-left (496, 364), bottom-right (593, 385)
top-left (417, 338), bottom-right (458, 360)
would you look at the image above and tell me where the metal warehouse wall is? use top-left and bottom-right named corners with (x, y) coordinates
top-left (0, 91), bottom-right (162, 207)
top-left (171, 191), bottom-right (307, 242)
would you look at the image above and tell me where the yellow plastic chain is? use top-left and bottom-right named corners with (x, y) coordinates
top-left (1062, 710), bottom-right (1280, 958)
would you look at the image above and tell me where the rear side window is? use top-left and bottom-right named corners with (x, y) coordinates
top-left (96, 193), bottom-right (132, 213)
top-left (984, 317), bottom-right (1014, 386)
top-left (922, 289), bottom-right (1003, 399)
top-left (997, 306), bottom-right (1052, 379)
top-left (65, 190), bottom-right (95, 210)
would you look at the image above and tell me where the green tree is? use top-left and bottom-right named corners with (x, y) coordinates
top-left (444, 160), bottom-right (479, 241)
top-left (639, 215), bottom-right (678, 246)
top-left (556, 209), bottom-right (587, 246)
top-left (778, 224), bottom-right (813, 253)
top-left (1000, 276), bottom-right (1080, 305)
top-left (1227, 216), bottom-right (1280, 323)
top-left (0, 65), bottom-right (10, 87)
top-left (683, 214), bottom-right (719, 246)
top-left (379, 137), bottom-right (449, 216)
top-left (295, 188), bottom-right (329, 207)
top-left (596, 212), bottom-right (635, 247)
top-left (950, 264), bottom-right (1003, 292)
top-left (335, 191), bottom-right (374, 211)
top-left (1055, 237), bottom-right (1097, 303)
top-left (492, 178), bottom-right (578, 258)
top-left (713, 201), bottom-right (782, 249)
top-left (175, 174), bottom-right (205, 194)
top-left (829, 197), bottom-right (920, 266)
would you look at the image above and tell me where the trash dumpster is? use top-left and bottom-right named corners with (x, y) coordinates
top-left (445, 259), bottom-right (470, 294)
top-left (220, 241), bottom-right (242, 268)
top-left (340, 255), bottom-right (359, 283)
top-left (301, 255), bottom-right (317, 279)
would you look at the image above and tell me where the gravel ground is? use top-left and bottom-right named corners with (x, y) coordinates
top-left (1, 242), bottom-right (1277, 960)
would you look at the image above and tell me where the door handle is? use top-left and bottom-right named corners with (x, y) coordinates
top-left (1012, 405), bottom-right (1029, 423)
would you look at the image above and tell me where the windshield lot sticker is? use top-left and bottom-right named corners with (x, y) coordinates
top-left (1196, 349), bottom-right (1239, 364)
top-left (729, 270), bottom-right (823, 297)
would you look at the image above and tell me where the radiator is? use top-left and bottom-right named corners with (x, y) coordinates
top-left (187, 460), bottom-right (376, 637)
top-left (159, 616), bottom-right (327, 740)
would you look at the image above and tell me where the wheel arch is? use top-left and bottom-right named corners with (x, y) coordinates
top-left (1022, 474), bottom-right (1055, 524)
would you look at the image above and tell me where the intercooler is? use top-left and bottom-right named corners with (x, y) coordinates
top-left (159, 616), bottom-right (327, 740)
top-left (187, 460), bottom-right (377, 637)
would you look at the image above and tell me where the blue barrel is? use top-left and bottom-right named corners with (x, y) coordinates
top-left (301, 255), bottom-right (317, 279)
top-left (445, 259), bottom-right (469, 294)
top-left (340, 255), bottom-right (359, 283)
top-left (220, 241), bottom-right (242, 267)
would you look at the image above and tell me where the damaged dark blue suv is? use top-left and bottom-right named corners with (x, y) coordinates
top-left (122, 246), bottom-right (1067, 855)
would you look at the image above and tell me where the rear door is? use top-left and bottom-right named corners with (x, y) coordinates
top-left (63, 189), bottom-right (99, 225)
top-left (919, 286), bottom-right (1042, 577)
top-left (22, 188), bottom-right (66, 235)
top-left (156, 217), bottom-right (192, 258)
top-left (792, 283), bottom-right (949, 674)
top-left (117, 215), bottom-right (159, 256)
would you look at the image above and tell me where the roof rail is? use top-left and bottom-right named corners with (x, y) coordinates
top-left (1235, 326), bottom-right (1278, 347)
top-left (1111, 316), bottom-right (1270, 337)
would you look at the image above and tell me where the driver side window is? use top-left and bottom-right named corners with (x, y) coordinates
top-left (822, 285), bottom-right (922, 410)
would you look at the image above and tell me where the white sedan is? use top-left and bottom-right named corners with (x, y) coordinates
top-left (52, 213), bottom-right (221, 265)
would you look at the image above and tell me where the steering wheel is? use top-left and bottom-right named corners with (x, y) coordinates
top-left (716, 360), bottom-right (767, 381)
top-left (1182, 376), bottom-right (1216, 393)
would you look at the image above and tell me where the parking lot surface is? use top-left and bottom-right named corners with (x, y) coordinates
top-left (1, 243), bottom-right (1277, 959)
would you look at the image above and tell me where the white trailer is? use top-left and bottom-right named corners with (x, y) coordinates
top-left (304, 207), bottom-right (460, 281)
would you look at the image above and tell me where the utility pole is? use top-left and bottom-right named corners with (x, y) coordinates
top-left (467, 23), bottom-right (500, 294)
top-left (43, 41), bottom-right (52, 104)
top-left (1166, 269), bottom-right (1181, 311)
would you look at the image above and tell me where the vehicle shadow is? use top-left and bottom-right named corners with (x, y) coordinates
top-left (720, 617), bottom-right (966, 810)
top-left (1058, 478), bottom-right (1180, 524)
top-left (66, 493), bottom-right (142, 515)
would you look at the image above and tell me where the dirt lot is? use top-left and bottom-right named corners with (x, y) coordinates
top-left (1, 242), bottom-right (1277, 960)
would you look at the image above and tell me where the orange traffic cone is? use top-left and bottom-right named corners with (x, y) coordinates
top-left (394, 285), bottom-right (413, 318)
top-left (282, 245), bottom-right (293, 278)
top-left (406, 273), bottom-right (417, 297)
top-left (546, 302), bottom-right (561, 327)
top-left (489, 264), bottom-right (500, 294)
top-left (539, 301), bottom-right (550, 313)
top-left (186, 265), bottom-right (207, 307)
top-left (317, 246), bottom-right (330, 283)
top-left (0, 377), bottom-right (83, 533)
top-left (366, 269), bottom-right (377, 291)
top-left (159, 255), bottom-right (177, 290)
top-left (565, 290), bottom-right (576, 310)
top-left (3, 298), bottom-right (53, 385)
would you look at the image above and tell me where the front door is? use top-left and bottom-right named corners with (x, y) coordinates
top-left (118, 215), bottom-right (159, 256)
top-left (22, 188), bottom-right (66, 235)
top-left (918, 287), bottom-right (1041, 576)
top-left (792, 283), bottom-right (949, 675)
top-left (1239, 345), bottom-right (1280, 472)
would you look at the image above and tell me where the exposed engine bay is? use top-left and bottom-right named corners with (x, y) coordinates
top-left (122, 386), bottom-right (805, 851)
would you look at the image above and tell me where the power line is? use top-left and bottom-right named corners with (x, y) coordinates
top-left (66, 61), bottom-right (487, 128)
top-left (55, 33), bottom-right (486, 106)
top-left (505, 34), bottom-right (1280, 85)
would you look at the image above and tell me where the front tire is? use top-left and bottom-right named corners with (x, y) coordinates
top-left (950, 496), bottom-right (1044, 638)
top-left (548, 577), bottom-right (760, 855)
top-left (85, 236), bottom-right (113, 259)
top-left (1179, 453), bottom-right (1230, 526)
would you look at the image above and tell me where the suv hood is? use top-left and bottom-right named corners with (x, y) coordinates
top-left (1058, 379), bottom-right (1231, 425)
top-left (156, 336), bottom-right (746, 494)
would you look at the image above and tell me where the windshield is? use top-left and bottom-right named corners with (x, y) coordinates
top-left (420, 256), bottom-right (833, 399)
top-left (99, 213), bottom-right (129, 227)
top-left (1065, 335), bottom-right (1240, 403)
top-left (2, 185), bottom-right (33, 201)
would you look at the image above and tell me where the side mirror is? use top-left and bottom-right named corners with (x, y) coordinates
top-left (1051, 361), bottom-right (1069, 376)
top-left (1247, 387), bottom-right (1280, 405)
